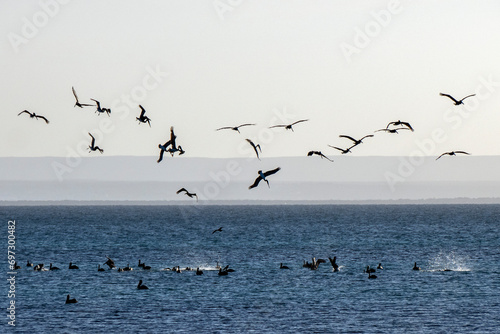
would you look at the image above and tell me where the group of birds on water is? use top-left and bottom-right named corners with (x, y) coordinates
top-left (15, 88), bottom-right (477, 199)
top-left (17, 254), bottom-right (436, 304)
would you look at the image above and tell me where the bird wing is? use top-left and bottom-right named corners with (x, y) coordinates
top-left (360, 134), bottom-right (374, 140)
top-left (88, 133), bottom-right (95, 146)
top-left (269, 124), bottom-right (286, 128)
top-left (307, 151), bottom-right (314, 156)
top-left (375, 129), bottom-right (389, 132)
top-left (440, 93), bottom-right (458, 103)
top-left (248, 176), bottom-right (263, 189)
top-left (176, 188), bottom-right (187, 194)
top-left (139, 105), bottom-right (146, 118)
top-left (157, 149), bottom-right (165, 163)
top-left (216, 127), bottom-right (232, 131)
top-left (79, 103), bottom-right (94, 107)
top-left (435, 152), bottom-right (447, 160)
top-left (170, 127), bottom-right (177, 147)
top-left (454, 151), bottom-right (470, 155)
top-left (400, 122), bottom-right (413, 131)
top-left (264, 167), bottom-right (281, 177)
top-left (339, 135), bottom-right (357, 143)
top-left (291, 119), bottom-right (308, 126)
top-left (460, 94), bottom-right (475, 101)
top-left (91, 99), bottom-right (101, 108)
top-left (320, 153), bottom-right (334, 162)
top-left (72, 86), bottom-right (79, 102)
top-left (36, 115), bottom-right (50, 124)
top-left (238, 123), bottom-right (256, 128)
top-left (18, 110), bottom-right (31, 116)
top-left (328, 145), bottom-right (344, 151)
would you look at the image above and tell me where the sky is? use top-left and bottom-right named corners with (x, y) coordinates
top-left (1, 0), bottom-right (500, 161)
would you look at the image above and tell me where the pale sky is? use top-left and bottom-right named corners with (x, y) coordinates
top-left (1, 0), bottom-right (500, 159)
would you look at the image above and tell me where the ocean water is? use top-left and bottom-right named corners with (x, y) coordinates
top-left (1, 205), bottom-right (499, 333)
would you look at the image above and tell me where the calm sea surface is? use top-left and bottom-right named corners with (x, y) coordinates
top-left (1, 205), bottom-right (499, 333)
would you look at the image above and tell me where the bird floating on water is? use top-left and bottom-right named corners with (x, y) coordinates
top-left (72, 87), bottom-right (93, 108)
top-left (137, 280), bottom-right (149, 290)
top-left (413, 262), bottom-right (421, 271)
top-left (18, 110), bottom-right (49, 124)
top-left (69, 262), bottom-right (79, 269)
top-left (49, 263), bottom-right (60, 271)
top-left (66, 294), bottom-right (78, 304)
top-left (216, 123), bottom-right (255, 133)
top-left (280, 263), bottom-right (290, 269)
top-left (269, 119), bottom-right (308, 132)
top-left (436, 151), bottom-right (470, 160)
top-left (136, 105), bottom-right (151, 127)
top-left (440, 93), bottom-right (475, 105)
top-left (307, 150), bottom-right (333, 162)
top-left (249, 167), bottom-right (281, 189)
top-left (176, 188), bottom-right (198, 201)
top-left (212, 227), bottom-right (223, 234)
top-left (88, 133), bottom-right (104, 154)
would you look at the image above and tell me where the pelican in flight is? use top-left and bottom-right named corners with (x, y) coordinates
top-left (328, 257), bottom-right (339, 272)
top-left (104, 256), bottom-right (116, 269)
top-left (328, 145), bottom-right (353, 154)
top-left (88, 133), bottom-right (104, 154)
top-left (136, 105), bottom-right (151, 127)
top-left (440, 93), bottom-right (475, 105)
top-left (212, 227), bottom-right (223, 234)
top-left (91, 99), bottom-right (111, 116)
top-left (339, 134), bottom-right (374, 146)
top-left (158, 127), bottom-right (184, 163)
top-left (176, 188), bottom-right (198, 201)
top-left (18, 110), bottom-right (49, 124)
top-left (72, 87), bottom-right (93, 108)
top-left (436, 151), bottom-right (470, 160)
top-left (216, 123), bottom-right (255, 133)
top-left (249, 167), bottom-right (281, 189)
top-left (270, 119), bottom-right (308, 132)
top-left (307, 151), bottom-right (333, 162)
top-left (386, 120), bottom-right (413, 132)
top-left (246, 139), bottom-right (261, 160)
top-left (375, 128), bottom-right (410, 134)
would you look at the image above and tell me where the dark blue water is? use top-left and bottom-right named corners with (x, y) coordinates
top-left (1, 205), bottom-right (499, 333)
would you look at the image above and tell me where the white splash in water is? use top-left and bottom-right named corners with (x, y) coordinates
top-left (427, 251), bottom-right (471, 272)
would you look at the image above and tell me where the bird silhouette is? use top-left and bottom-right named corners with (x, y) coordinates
top-left (104, 256), bottom-right (115, 269)
top-left (440, 93), bottom-right (475, 105)
top-left (328, 145), bottom-right (353, 154)
top-left (88, 133), bottom-right (104, 154)
top-left (270, 119), bottom-right (308, 132)
top-left (246, 139), bottom-right (262, 160)
top-left (72, 87), bottom-right (93, 108)
top-left (66, 294), bottom-right (78, 304)
top-left (436, 151), bottom-right (470, 160)
top-left (216, 123), bottom-right (255, 133)
top-left (280, 263), bottom-right (290, 269)
top-left (339, 134), bottom-right (374, 146)
top-left (137, 280), bottom-right (149, 290)
top-left (176, 188), bottom-right (198, 201)
top-left (136, 105), bottom-right (151, 127)
top-left (158, 127), bottom-right (184, 162)
top-left (212, 227), bottom-right (223, 234)
top-left (249, 167), bottom-right (281, 189)
top-left (18, 110), bottom-right (49, 124)
top-left (307, 151), bottom-right (333, 162)
top-left (375, 127), bottom-right (410, 134)
top-left (91, 99), bottom-right (111, 116)
top-left (386, 120), bottom-right (413, 132)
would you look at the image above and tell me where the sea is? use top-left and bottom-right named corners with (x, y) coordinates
top-left (1, 204), bottom-right (499, 333)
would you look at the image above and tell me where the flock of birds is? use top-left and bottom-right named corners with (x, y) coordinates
top-left (16, 88), bottom-right (477, 201)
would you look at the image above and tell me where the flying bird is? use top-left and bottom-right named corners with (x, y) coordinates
top-left (104, 256), bottom-right (116, 269)
top-left (88, 133), bottom-right (104, 154)
top-left (91, 99), bottom-right (111, 116)
top-left (386, 120), bottom-right (413, 132)
top-left (435, 151), bottom-right (470, 160)
top-left (269, 119), bottom-right (308, 132)
top-left (440, 93), bottom-right (475, 105)
top-left (176, 188), bottom-right (198, 201)
top-left (339, 134), bottom-right (374, 147)
top-left (216, 123), bottom-right (255, 133)
top-left (158, 127), bottom-right (185, 163)
top-left (328, 145), bottom-right (353, 154)
top-left (18, 110), bottom-right (49, 124)
top-left (72, 87), bottom-right (93, 108)
top-left (375, 128), bottom-right (410, 134)
top-left (136, 105), bottom-right (151, 127)
top-left (307, 151), bottom-right (333, 162)
top-left (212, 227), bottom-right (223, 234)
top-left (249, 167), bottom-right (281, 189)
top-left (246, 139), bottom-right (261, 160)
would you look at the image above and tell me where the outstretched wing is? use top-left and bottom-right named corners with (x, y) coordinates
top-left (91, 99), bottom-right (101, 108)
top-left (169, 127), bottom-right (177, 147)
top-left (440, 93), bottom-right (458, 103)
top-left (454, 151), bottom-right (470, 155)
top-left (248, 176), bottom-right (262, 189)
top-left (88, 133), bottom-right (95, 146)
top-left (360, 134), bottom-right (374, 140)
top-left (339, 135), bottom-right (357, 143)
top-left (72, 86), bottom-right (79, 102)
top-left (435, 152), bottom-right (448, 160)
top-left (291, 119), bottom-right (308, 126)
top-left (460, 94), bottom-right (475, 101)
top-left (18, 110), bottom-right (31, 116)
top-left (216, 127), bottom-right (232, 131)
top-left (139, 105), bottom-right (146, 118)
top-left (237, 123), bottom-right (256, 128)
top-left (176, 188), bottom-right (187, 194)
top-left (319, 152), bottom-right (334, 162)
top-left (36, 115), bottom-right (50, 124)
top-left (375, 129), bottom-right (389, 133)
top-left (307, 151), bottom-right (315, 156)
top-left (263, 167), bottom-right (281, 177)
top-left (269, 124), bottom-right (286, 129)
top-left (328, 145), bottom-right (344, 151)
top-left (157, 149), bottom-right (165, 163)
top-left (400, 122), bottom-right (413, 131)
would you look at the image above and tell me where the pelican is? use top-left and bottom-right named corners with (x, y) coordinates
top-left (339, 134), bottom-right (374, 146)
top-left (196, 267), bottom-right (203, 275)
top-left (98, 265), bottom-right (105, 272)
top-left (138, 260), bottom-right (151, 270)
top-left (123, 264), bottom-right (133, 271)
top-left (136, 105), bottom-right (151, 127)
top-left (26, 260), bottom-right (33, 267)
top-left (436, 151), bottom-right (470, 160)
top-left (386, 120), bottom-right (413, 132)
top-left (246, 139), bottom-right (261, 160)
top-left (91, 99), bottom-right (111, 116)
top-left (218, 268), bottom-right (229, 276)
top-left (248, 167), bottom-right (281, 189)
top-left (88, 133), bottom-right (104, 154)
top-left (216, 123), bottom-right (255, 133)
top-left (33, 263), bottom-right (44, 271)
top-left (413, 262), bottom-right (421, 271)
top-left (176, 188), bottom-right (198, 201)
top-left (14, 262), bottom-right (21, 270)
top-left (18, 110), bottom-right (49, 124)
top-left (368, 271), bottom-right (377, 279)
top-left (377, 263), bottom-right (383, 270)
top-left (328, 145), bottom-right (353, 154)
top-left (280, 263), bottom-right (290, 269)
top-left (270, 119), bottom-right (308, 132)
top-left (365, 265), bottom-right (376, 274)
top-left (158, 126), bottom-right (184, 163)
top-left (49, 263), bottom-right (60, 271)
top-left (440, 93), bottom-right (475, 105)
top-left (137, 280), bottom-right (149, 290)
top-left (72, 87), bottom-right (93, 108)
top-left (69, 262), bottom-right (79, 269)
top-left (212, 226), bottom-right (223, 234)
top-left (307, 151), bottom-right (333, 162)
top-left (328, 257), bottom-right (339, 272)
top-left (66, 294), bottom-right (78, 304)
top-left (375, 128), bottom-right (410, 134)
top-left (104, 256), bottom-right (115, 269)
